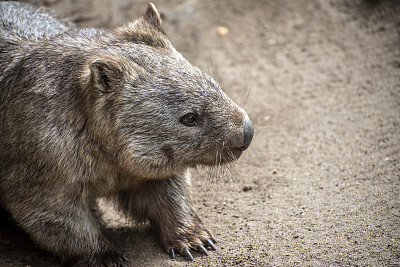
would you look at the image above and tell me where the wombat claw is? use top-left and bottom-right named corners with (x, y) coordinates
top-left (182, 247), bottom-right (194, 261)
top-left (205, 238), bottom-right (217, 250)
top-left (197, 244), bottom-right (209, 255)
top-left (169, 248), bottom-right (176, 259)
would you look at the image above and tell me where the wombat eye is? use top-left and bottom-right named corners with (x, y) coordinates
top-left (180, 113), bottom-right (198, 127)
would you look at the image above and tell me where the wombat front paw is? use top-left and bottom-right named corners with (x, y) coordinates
top-left (162, 217), bottom-right (217, 261)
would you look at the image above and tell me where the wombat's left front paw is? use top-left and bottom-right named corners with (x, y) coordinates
top-left (161, 214), bottom-right (217, 261)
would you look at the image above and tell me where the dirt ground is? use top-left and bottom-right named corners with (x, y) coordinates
top-left (0, 0), bottom-right (399, 266)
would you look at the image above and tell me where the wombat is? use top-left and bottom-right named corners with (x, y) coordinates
top-left (0, 2), bottom-right (253, 266)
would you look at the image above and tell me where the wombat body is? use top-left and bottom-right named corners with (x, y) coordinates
top-left (0, 2), bottom-right (253, 266)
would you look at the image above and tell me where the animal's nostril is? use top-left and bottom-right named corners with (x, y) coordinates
top-left (241, 115), bottom-right (254, 151)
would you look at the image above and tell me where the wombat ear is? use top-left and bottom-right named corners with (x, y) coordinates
top-left (144, 2), bottom-right (163, 31)
top-left (89, 59), bottom-right (123, 92)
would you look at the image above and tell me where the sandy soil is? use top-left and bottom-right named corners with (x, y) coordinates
top-left (1, 0), bottom-right (399, 266)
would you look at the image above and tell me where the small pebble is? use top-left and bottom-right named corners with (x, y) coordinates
top-left (217, 26), bottom-right (229, 37)
top-left (243, 185), bottom-right (252, 192)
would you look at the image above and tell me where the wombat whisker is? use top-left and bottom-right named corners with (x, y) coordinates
top-left (194, 166), bottom-right (212, 186)
top-left (195, 165), bottom-right (220, 187)
top-left (213, 166), bottom-right (223, 184)
top-left (213, 148), bottom-right (219, 167)
top-left (252, 124), bottom-right (268, 130)
top-left (227, 164), bottom-right (239, 182)
top-left (209, 166), bottom-right (221, 185)
top-left (239, 69), bottom-right (256, 107)
top-left (225, 148), bottom-right (237, 162)
top-left (203, 44), bottom-right (217, 81)
top-left (193, 153), bottom-right (239, 185)
top-left (220, 163), bottom-right (238, 184)
top-left (215, 144), bottom-right (224, 167)
top-left (218, 146), bottom-right (223, 166)
top-left (215, 149), bottom-right (225, 182)
top-left (204, 56), bottom-right (212, 78)
top-left (208, 44), bottom-right (216, 81)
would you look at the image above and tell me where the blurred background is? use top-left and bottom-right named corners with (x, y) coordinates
top-left (1, 0), bottom-right (399, 266)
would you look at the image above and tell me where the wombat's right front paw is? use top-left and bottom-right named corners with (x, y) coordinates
top-left (162, 215), bottom-right (217, 261)
top-left (167, 238), bottom-right (217, 262)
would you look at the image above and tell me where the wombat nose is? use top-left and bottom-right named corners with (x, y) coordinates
top-left (241, 115), bottom-right (254, 151)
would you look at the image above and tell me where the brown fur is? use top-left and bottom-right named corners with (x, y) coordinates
top-left (0, 2), bottom-right (253, 266)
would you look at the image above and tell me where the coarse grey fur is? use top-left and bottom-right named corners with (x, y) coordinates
top-left (0, 2), bottom-right (253, 266)
top-left (0, 2), bottom-right (71, 39)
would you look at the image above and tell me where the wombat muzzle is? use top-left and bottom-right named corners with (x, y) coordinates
top-left (241, 116), bottom-right (254, 151)
top-left (229, 116), bottom-right (254, 160)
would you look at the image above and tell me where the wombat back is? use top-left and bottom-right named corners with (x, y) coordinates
top-left (0, 1), bottom-right (71, 40)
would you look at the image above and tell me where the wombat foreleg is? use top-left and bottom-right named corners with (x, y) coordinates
top-left (116, 173), bottom-right (217, 261)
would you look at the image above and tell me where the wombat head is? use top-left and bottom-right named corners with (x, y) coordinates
top-left (84, 3), bottom-right (253, 179)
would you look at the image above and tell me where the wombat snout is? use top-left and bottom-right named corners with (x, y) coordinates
top-left (228, 115), bottom-right (254, 160)
top-left (241, 116), bottom-right (254, 151)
